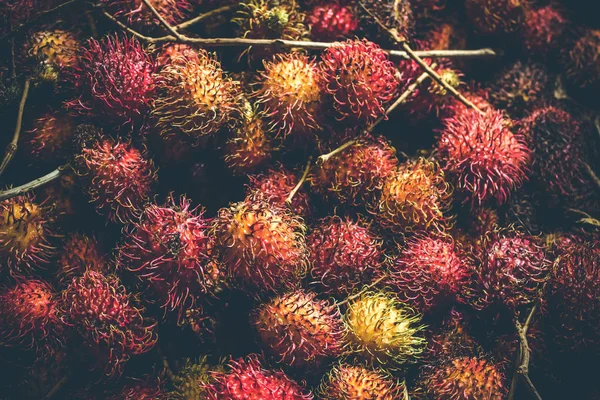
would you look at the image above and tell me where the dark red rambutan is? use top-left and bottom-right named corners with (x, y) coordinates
top-left (310, 135), bottom-right (398, 206)
top-left (307, 216), bottom-right (383, 296)
top-left (0, 194), bottom-right (55, 277)
top-left (254, 289), bottom-right (345, 368)
top-left (370, 157), bottom-right (451, 235)
top-left (546, 241), bottom-right (600, 352)
top-left (0, 280), bottom-right (63, 349)
top-left (564, 29), bottom-right (600, 90)
top-left (117, 195), bottom-right (220, 321)
top-left (212, 199), bottom-right (309, 293)
top-left (61, 270), bottom-right (157, 378)
top-left (468, 232), bottom-right (550, 311)
top-left (521, 5), bottom-right (567, 58)
top-left (152, 50), bottom-right (241, 144)
top-left (25, 29), bottom-right (79, 84)
top-left (74, 129), bottom-right (157, 224)
top-left (24, 111), bottom-right (75, 162)
top-left (234, 0), bottom-right (307, 42)
top-left (465, 0), bottom-right (525, 36)
top-left (0, 0), bottom-right (54, 26)
top-left (319, 363), bottom-right (405, 399)
top-left (106, 379), bottom-right (167, 400)
top-left (57, 233), bottom-right (107, 286)
top-left (306, 3), bottom-right (358, 41)
top-left (489, 61), bottom-right (552, 117)
top-left (519, 106), bottom-right (598, 213)
top-left (320, 39), bottom-right (399, 125)
top-left (357, 0), bottom-right (414, 43)
top-left (66, 35), bottom-right (155, 129)
top-left (437, 109), bottom-right (531, 206)
top-left (255, 52), bottom-right (322, 139)
top-left (100, 0), bottom-right (192, 31)
top-left (426, 308), bottom-right (480, 360)
top-left (390, 235), bottom-right (470, 314)
top-left (246, 166), bottom-right (311, 217)
top-left (423, 356), bottom-right (507, 400)
top-left (205, 355), bottom-right (313, 399)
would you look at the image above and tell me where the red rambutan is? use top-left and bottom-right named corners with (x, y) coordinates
top-left (306, 3), bottom-right (358, 41)
top-left (205, 355), bottom-right (313, 399)
top-left (564, 29), bottom-right (600, 90)
top-left (319, 363), bottom-right (405, 400)
top-left (117, 195), bottom-right (220, 321)
top-left (57, 233), bottom-right (107, 286)
top-left (465, 0), bottom-right (525, 36)
top-left (320, 39), bottom-right (399, 125)
top-left (445, 86), bottom-right (493, 119)
top-left (521, 5), bottom-right (567, 58)
top-left (307, 216), bottom-right (383, 296)
top-left (212, 199), bottom-right (309, 293)
top-left (66, 35), bottom-right (155, 129)
top-left (100, 0), bottom-right (192, 32)
top-left (437, 109), bottom-right (531, 206)
top-left (24, 111), bottom-right (76, 162)
top-left (246, 166), bottom-right (311, 217)
top-left (254, 289), bottom-right (345, 368)
top-left (61, 270), bottom-right (157, 378)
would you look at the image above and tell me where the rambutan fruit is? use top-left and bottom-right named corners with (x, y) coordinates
top-left (117, 195), bottom-right (220, 321)
top-left (370, 157), bottom-right (451, 235)
top-left (445, 86), bottom-right (493, 119)
top-left (521, 5), bottom-right (567, 59)
top-left (38, 170), bottom-right (81, 223)
top-left (358, 0), bottom-right (414, 43)
top-left (0, 280), bottom-right (63, 349)
top-left (169, 357), bottom-right (220, 399)
top-left (213, 199), bottom-right (309, 293)
top-left (246, 166), bottom-right (311, 217)
top-left (204, 355), bottom-right (313, 399)
top-left (390, 235), bottom-right (470, 314)
top-left (422, 22), bottom-right (467, 51)
top-left (423, 356), bottom-right (507, 399)
top-left (255, 52), bottom-right (322, 139)
top-left (319, 363), bottom-right (405, 400)
top-left (310, 135), bottom-right (398, 206)
top-left (465, 0), bottom-right (525, 36)
top-left (468, 232), bottom-right (550, 311)
top-left (519, 106), bottom-right (599, 213)
top-left (307, 216), bottom-right (383, 296)
top-left (0, 194), bottom-right (55, 276)
top-left (320, 39), bottom-right (399, 125)
top-left (100, 0), bottom-right (192, 32)
top-left (61, 270), bottom-right (157, 378)
top-left (437, 109), bottom-right (531, 206)
top-left (57, 233), bottom-right (107, 286)
top-left (107, 379), bottom-right (166, 400)
top-left (152, 50), bottom-right (241, 144)
top-left (546, 241), bottom-right (600, 352)
top-left (407, 66), bottom-right (464, 118)
top-left (344, 291), bottom-right (426, 369)
top-left (224, 100), bottom-right (273, 175)
top-left (66, 35), bottom-right (155, 129)
top-left (564, 29), bottom-right (600, 90)
top-left (254, 289), bottom-right (345, 368)
top-left (74, 127), bottom-right (157, 224)
top-left (426, 308), bottom-right (480, 360)
top-left (156, 43), bottom-right (199, 68)
top-left (24, 111), bottom-right (76, 163)
top-left (306, 3), bottom-right (358, 41)
top-left (25, 29), bottom-right (79, 84)
top-left (489, 61), bottom-right (552, 117)
top-left (234, 0), bottom-right (307, 42)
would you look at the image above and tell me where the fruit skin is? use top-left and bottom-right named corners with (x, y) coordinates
top-left (424, 357), bottom-right (507, 400)
top-left (307, 216), bottom-right (383, 296)
top-left (169, 357), bottom-right (220, 399)
top-left (246, 166), bottom-right (311, 218)
top-left (438, 109), bottom-right (531, 206)
top-left (106, 379), bottom-right (167, 400)
top-left (100, 0), bottom-right (192, 31)
top-left (344, 291), bottom-right (425, 369)
top-left (255, 52), bottom-right (322, 139)
top-left (0, 280), bottom-right (63, 349)
top-left (465, 0), bottom-right (525, 36)
top-left (60, 270), bottom-right (157, 378)
top-left (320, 39), bottom-right (399, 125)
top-left (370, 157), bottom-right (451, 235)
top-left (521, 5), bottom-right (567, 59)
top-left (66, 35), bottom-right (155, 129)
top-left (74, 130), bottom-right (157, 224)
top-left (152, 51), bottom-right (241, 144)
top-left (24, 111), bottom-right (76, 162)
top-left (310, 135), bottom-right (398, 206)
top-left (25, 29), bottom-right (79, 84)
top-left (254, 289), bottom-right (345, 369)
top-left (319, 363), bottom-right (405, 400)
top-left (390, 235), bottom-right (470, 314)
top-left (117, 195), bottom-right (220, 322)
top-left (564, 29), bottom-right (600, 90)
top-left (0, 194), bottom-right (55, 277)
top-left (306, 3), bottom-right (358, 41)
top-left (212, 199), bottom-right (309, 293)
top-left (406, 65), bottom-right (463, 118)
top-left (234, 0), bottom-right (307, 42)
top-left (57, 233), bottom-right (107, 286)
top-left (204, 355), bottom-right (313, 399)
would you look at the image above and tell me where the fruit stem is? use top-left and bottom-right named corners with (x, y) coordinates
top-left (0, 164), bottom-right (69, 201)
top-left (318, 140), bottom-right (357, 164)
top-left (286, 157), bottom-right (312, 206)
top-left (175, 5), bottom-right (236, 31)
top-left (0, 78), bottom-right (30, 178)
top-left (141, 0), bottom-right (184, 40)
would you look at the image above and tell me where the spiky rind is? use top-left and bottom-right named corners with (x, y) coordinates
top-left (438, 109), bottom-right (531, 206)
top-left (254, 289), bottom-right (345, 368)
top-left (465, 0), bottom-right (524, 36)
top-left (565, 29), bottom-right (600, 89)
top-left (169, 357), bottom-right (218, 399)
top-left (307, 3), bottom-right (358, 41)
top-left (234, 0), bottom-right (307, 41)
top-left (308, 216), bottom-right (383, 296)
top-left (319, 363), bottom-right (405, 400)
top-left (25, 29), bottom-right (79, 83)
top-left (344, 291), bottom-right (426, 368)
top-left (107, 380), bottom-right (167, 400)
top-left (246, 166), bottom-right (311, 217)
top-left (24, 112), bottom-right (76, 162)
top-left (57, 233), bottom-right (107, 286)
top-left (522, 5), bottom-right (567, 58)
top-left (213, 199), bottom-right (309, 293)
